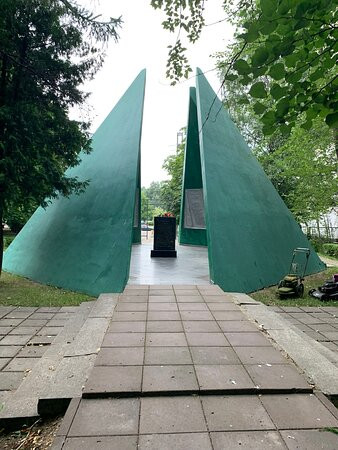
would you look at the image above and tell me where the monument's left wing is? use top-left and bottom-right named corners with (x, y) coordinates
top-left (4, 70), bottom-right (146, 295)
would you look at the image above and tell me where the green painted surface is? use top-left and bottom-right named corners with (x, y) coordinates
top-left (179, 88), bottom-right (207, 246)
top-left (195, 68), bottom-right (325, 293)
top-left (4, 70), bottom-right (146, 295)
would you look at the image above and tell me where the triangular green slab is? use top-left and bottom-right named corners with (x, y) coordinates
top-left (179, 87), bottom-right (207, 246)
top-left (195, 68), bottom-right (324, 292)
top-left (4, 70), bottom-right (146, 295)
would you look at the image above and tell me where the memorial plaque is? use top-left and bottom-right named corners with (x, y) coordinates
top-left (151, 216), bottom-right (177, 257)
top-left (184, 188), bottom-right (206, 229)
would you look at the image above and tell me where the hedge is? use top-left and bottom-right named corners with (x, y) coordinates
top-left (323, 243), bottom-right (338, 259)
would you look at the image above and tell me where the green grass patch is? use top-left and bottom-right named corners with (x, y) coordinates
top-left (0, 271), bottom-right (95, 307)
top-left (251, 267), bottom-right (338, 307)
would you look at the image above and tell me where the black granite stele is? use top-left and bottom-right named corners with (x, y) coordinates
top-left (151, 217), bottom-right (177, 258)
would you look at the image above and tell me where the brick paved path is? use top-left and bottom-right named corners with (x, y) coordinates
top-left (54, 285), bottom-right (338, 449)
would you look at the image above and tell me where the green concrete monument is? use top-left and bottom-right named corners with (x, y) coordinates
top-left (3, 70), bottom-right (146, 295)
top-left (179, 88), bottom-right (207, 247)
top-left (186, 68), bottom-right (324, 292)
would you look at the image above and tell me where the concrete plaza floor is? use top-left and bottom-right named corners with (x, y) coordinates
top-left (128, 242), bottom-right (209, 285)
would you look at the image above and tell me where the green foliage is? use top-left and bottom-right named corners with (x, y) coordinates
top-left (0, 0), bottom-right (121, 271)
top-left (152, 0), bottom-right (338, 136)
top-left (323, 243), bottom-right (338, 259)
top-left (141, 188), bottom-right (165, 222)
top-left (3, 235), bottom-right (15, 250)
top-left (160, 138), bottom-right (185, 218)
top-left (309, 236), bottom-right (325, 253)
top-left (150, 0), bottom-right (204, 83)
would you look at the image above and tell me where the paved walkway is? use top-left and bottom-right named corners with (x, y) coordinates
top-left (271, 305), bottom-right (338, 364)
top-left (53, 285), bottom-right (338, 449)
top-left (128, 243), bottom-right (209, 285)
top-left (0, 305), bottom-right (81, 391)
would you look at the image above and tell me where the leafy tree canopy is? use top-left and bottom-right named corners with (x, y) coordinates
top-left (0, 0), bottom-right (121, 270)
top-left (160, 137), bottom-right (185, 219)
top-left (151, 0), bottom-right (338, 136)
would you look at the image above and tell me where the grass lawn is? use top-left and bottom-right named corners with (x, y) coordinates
top-left (251, 266), bottom-right (338, 307)
top-left (0, 271), bottom-right (95, 307)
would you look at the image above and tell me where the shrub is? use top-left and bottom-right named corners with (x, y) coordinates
top-left (309, 236), bottom-right (325, 253)
top-left (3, 236), bottom-right (15, 250)
top-left (323, 243), bottom-right (338, 259)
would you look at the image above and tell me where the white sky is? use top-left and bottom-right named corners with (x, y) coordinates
top-left (77, 0), bottom-right (233, 186)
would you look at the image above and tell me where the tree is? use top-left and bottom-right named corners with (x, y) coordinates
top-left (160, 138), bottom-right (185, 219)
top-left (151, 0), bottom-right (338, 138)
top-left (144, 181), bottom-right (164, 209)
top-left (0, 0), bottom-right (121, 273)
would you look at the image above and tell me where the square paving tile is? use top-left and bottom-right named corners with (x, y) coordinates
top-left (320, 331), bottom-right (338, 341)
top-left (63, 436), bottom-right (137, 450)
top-left (176, 296), bottom-right (203, 303)
top-left (175, 289), bottom-right (201, 296)
top-left (245, 364), bottom-right (309, 390)
top-left (138, 433), bottom-right (212, 450)
top-left (186, 333), bottom-right (229, 347)
top-left (146, 321), bottom-right (183, 332)
top-left (308, 323), bottom-right (337, 332)
top-left (149, 289), bottom-right (174, 296)
top-left (142, 365), bottom-right (198, 392)
top-left (37, 327), bottom-right (61, 336)
top-left (17, 346), bottom-right (47, 357)
top-left (139, 396), bottom-right (207, 434)
top-left (191, 347), bottom-right (240, 365)
top-left (0, 335), bottom-right (32, 345)
top-left (119, 295), bottom-right (148, 303)
top-left (112, 312), bottom-right (147, 321)
top-left (147, 312), bottom-right (180, 321)
top-left (84, 366), bottom-right (142, 394)
top-left (146, 333), bottom-right (187, 347)
top-left (280, 429), bottom-right (338, 449)
top-left (178, 303), bottom-right (209, 311)
top-left (102, 333), bottom-right (145, 347)
top-left (0, 358), bottom-right (10, 370)
top-left (201, 395), bottom-right (274, 431)
top-left (180, 311), bottom-right (214, 321)
top-left (5, 312), bottom-right (32, 319)
top-left (20, 319), bottom-right (48, 327)
top-left (8, 326), bottom-right (41, 335)
top-left (202, 295), bottom-right (232, 303)
top-left (234, 346), bottom-right (287, 364)
top-left (108, 321), bottom-right (146, 333)
top-left (29, 313), bottom-right (55, 320)
top-left (207, 303), bottom-right (241, 311)
top-left (218, 321), bottom-right (258, 333)
top-left (260, 394), bottom-right (338, 429)
top-left (183, 321), bottom-right (220, 333)
top-left (0, 327), bottom-right (11, 335)
top-left (149, 285), bottom-right (172, 290)
top-left (3, 357), bottom-right (40, 372)
top-left (69, 398), bottom-right (140, 436)
top-left (0, 372), bottom-right (24, 390)
top-left (95, 347), bottom-right (144, 366)
top-left (148, 296), bottom-right (176, 303)
top-left (225, 332), bottom-right (271, 347)
top-left (213, 311), bottom-right (247, 321)
top-left (148, 303), bottom-right (178, 311)
top-left (144, 347), bottom-right (192, 365)
top-left (211, 431), bottom-right (285, 449)
top-left (0, 319), bottom-right (24, 327)
top-left (115, 303), bottom-right (148, 312)
top-left (195, 365), bottom-right (254, 390)
top-left (0, 346), bottom-right (21, 358)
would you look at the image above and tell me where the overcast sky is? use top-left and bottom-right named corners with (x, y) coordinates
top-left (77, 0), bottom-right (233, 186)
